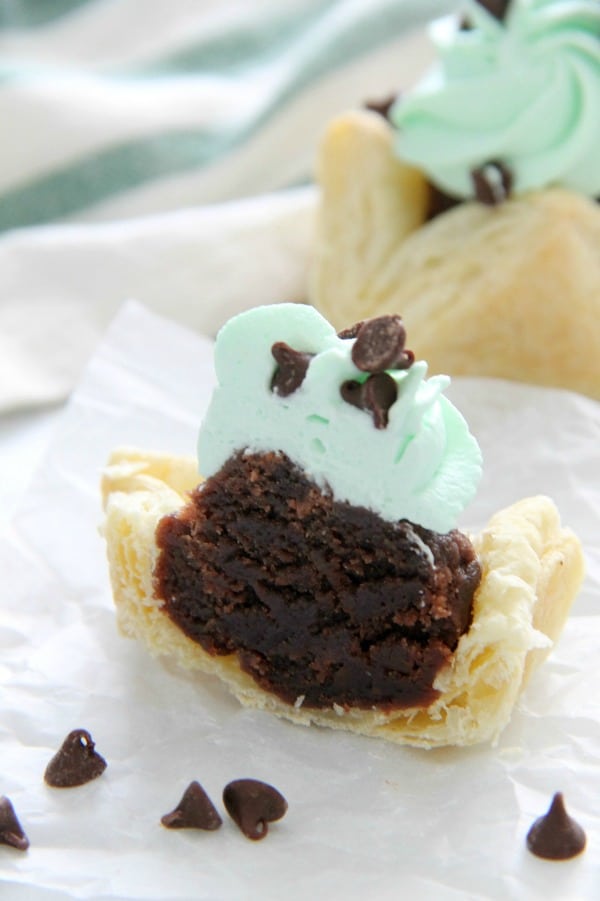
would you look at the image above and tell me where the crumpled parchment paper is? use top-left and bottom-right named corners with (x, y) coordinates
top-left (1, 301), bottom-right (598, 900)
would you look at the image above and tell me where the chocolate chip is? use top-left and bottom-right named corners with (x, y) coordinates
top-left (351, 315), bottom-right (413, 373)
top-left (340, 379), bottom-right (363, 408)
top-left (471, 161), bottom-right (513, 206)
top-left (337, 321), bottom-right (364, 340)
top-left (223, 779), bottom-right (287, 841)
top-left (364, 373), bottom-right (399, 428)
top-left (364, 93), bottom-right (398, 121)
top-left (474, 0), bottom-right (511, 21)
top-left (341, 372), bottom-right (398, 429)
top-left (0, 796), bottom-right (29, 852)
top-left (526, 793), bottom-right (587, 861)
top-left (161, 781), bottom-right (222, 831)
top-left (271, 342), bottom-right (313, 397)
top-left (44, 729), bottom-right (107, 788)
top-left (426, 183), bottom-right (462, 221)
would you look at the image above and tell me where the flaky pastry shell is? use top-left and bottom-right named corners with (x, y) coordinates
top-left (310, 111), bottom-right (600, 400)
top-left (101, 447), bottom-right (584, 748)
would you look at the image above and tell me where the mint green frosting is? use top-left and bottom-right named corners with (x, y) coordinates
top-left (198, 304), bottom-right (482, 533)
top-left (390, 0), bottom-right (600, 199)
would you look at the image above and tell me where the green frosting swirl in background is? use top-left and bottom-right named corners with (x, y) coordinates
top-left (390, 0), bottom-right (600, 199)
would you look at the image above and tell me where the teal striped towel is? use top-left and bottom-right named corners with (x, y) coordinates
top-left (0, 0), bottom-right (451, 232)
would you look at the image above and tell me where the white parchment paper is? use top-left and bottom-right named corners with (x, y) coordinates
top-left (1, 301), bottom-right (599, 900)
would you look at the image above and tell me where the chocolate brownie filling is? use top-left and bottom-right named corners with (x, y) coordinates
top-left (154, 451), bottom-right (481, 710)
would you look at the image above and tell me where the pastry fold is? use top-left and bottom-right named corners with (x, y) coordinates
top-left (102, 448), bottom-right (584, 748)
top-left (310, 111), bottom-right (600, 400)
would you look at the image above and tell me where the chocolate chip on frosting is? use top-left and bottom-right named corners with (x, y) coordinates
top-left (161, 781), bottom-right (222, 831)
top-left (0, 796), bottom-right (29, 852)
top-left (427, 183), bottom-right (462, 220)
top-left (337, 321), bottom-right (364, 340)
top-left (476, 0), bottom-right (511, 21)
top-left (526, 793), bottom-right (587, 860)
top-left (223, 779), bottom-right (287, 841)
top-left (471, 161), bottom-right (513, 206)
top-left (364, 93), bottom-right (398, 121)
top-left (351, 315), bottom-right (414, 373)
top-left (463, 0), bottom-right (511, 27)
top-left (271, 342), bottom-right (313, 397)
top-left (44, 729), bottom-right (107, 788)
top-left (341, 372), bottom-right (398, 429)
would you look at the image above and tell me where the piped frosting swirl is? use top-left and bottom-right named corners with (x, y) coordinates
top-left (198, 304), bottom-right (482, 532)
top-left (390, 0), bottom-right (600, 200)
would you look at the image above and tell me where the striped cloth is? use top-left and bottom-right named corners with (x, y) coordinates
top-left (1, 0), bottom-right (453, 413)
top-left (0, 0), bottom-right (452, 232)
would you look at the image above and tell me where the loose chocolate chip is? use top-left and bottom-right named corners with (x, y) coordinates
top-left (0, 796), bottom-right (29, 852)
top-left (223, 779), bottom-right (287, 841)
top-left (44, 729), bottom-right (107, 788)
top-left (341, 372), bottom-right (398, 429)
top-left (471, 161), bottom-right (513, 206)
top-left (161, 781), bottom-right (222, 831)
top-left (526, 793), bottom-right (587, 861)
top-left (364, 93), bottom-right (398, 121)
top-left (271, 342), bottom-right (313, 397)
top-left (351, 315), bottom-right (413, 373)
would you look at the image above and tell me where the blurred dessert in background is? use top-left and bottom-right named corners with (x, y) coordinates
top-left (311, 0), bottom-right (600, 399)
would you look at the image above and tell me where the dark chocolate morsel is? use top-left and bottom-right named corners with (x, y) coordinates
top-left (351, 315), bottom-right (413, 373)
top-left (0, 796), bottom-right (29, 852)
top-left (337, 321), bottom-right (364, 340)
top-left (44, 729), bottom-right (107, 788)
top-left (270, 342), bottom-right (313, 397)
top-left (461, 2), bottom-right (510, 30)
top-left (474, 0), bottom-right (511, 21)
top-left (526, 793), bottom-right (587, 861)
top-left (427, 182), bottom-right (462, 221)
top-left (161, 781), bottom-right (222, 831)
top-left (364, 373), bottom-right (398, 429)
top-left (223, 779), bottom-right (287, 841)
top-left (341, 373), bottom-right (398, 429)
top-left (471, 161), bottom-right (513, 206)
top-left (364, 93), bottom-right (398, 121)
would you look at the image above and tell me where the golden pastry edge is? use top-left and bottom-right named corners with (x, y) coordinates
top-left (101, 447), bottom-right (585, 749)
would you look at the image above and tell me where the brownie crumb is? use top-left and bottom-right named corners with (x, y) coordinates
top-left (154, 451), bottom-right (481, 711)
top-left (364, 93), bottom-right (398, 121)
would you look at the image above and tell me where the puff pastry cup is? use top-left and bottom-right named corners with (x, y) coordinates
top-left (102, 447), bottom-right (584, 749)
top-left (310, 111), bottom-right (600, 400)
